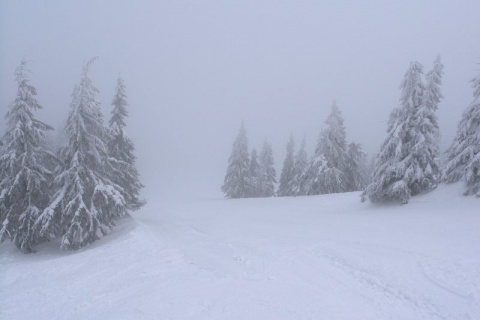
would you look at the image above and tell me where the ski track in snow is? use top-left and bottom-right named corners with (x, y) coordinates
top-left (1, 183), bottom-right (479, 319)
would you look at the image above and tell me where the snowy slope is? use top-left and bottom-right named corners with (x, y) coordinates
top-left (1, 183), bottom-right (479, 320)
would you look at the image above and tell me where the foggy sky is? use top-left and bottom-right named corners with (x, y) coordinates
top-left (1, 0), bottom-right (479, 199)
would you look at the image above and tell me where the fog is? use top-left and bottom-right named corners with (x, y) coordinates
top-left (1, 0), bottom-right (479, 199)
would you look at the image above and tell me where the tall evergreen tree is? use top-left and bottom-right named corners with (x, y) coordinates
top-left (108, 75), bottom-right (145, 211)
top-left (443, 67), bottom-right (480, 196)
top-left (258, 140), bottom-right (276, 197)
top-left (318, 102), bottom-right (349, 193)
top-left (303, 102), bottom-right (348, 195)
top-left (277, 135), bottom-right (295, 197)
top-left (222, 122), bottom-right (250, 198)
top-left (0, 59), bottom-right (55, 253)
top-left (291, 136), bottom-right (308, 196)
top-left (362, 61), bottom-right (425, 204)
top-left (318, 102), bottom-right (348, 169)
top-left (36, 58), bottom-right (126, 250)
top-left (247, 148), bottom-right (261, 197)
top-left (411, 56), bottom-right (443, 193)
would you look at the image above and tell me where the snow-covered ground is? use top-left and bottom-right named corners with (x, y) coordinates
top-left (1, 183), bottom-right (479, 320)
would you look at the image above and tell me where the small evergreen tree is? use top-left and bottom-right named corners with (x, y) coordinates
top-left (108, 75), bottom-right (145, 211)
top-left (247, 148), bottom-right (261, 197)
top-left (362, 61), bottom-right (425, 204)
top-left (0, 59), bottom-right (55, 253)
top-left (277, 135), bottom-right (295, 197)
top-left (36, 58), bottom-right (126, 250)
top-left (258, 140), bottom-right (276, 197)
top-left (291, 136), bottom-right (308, 196)
top-left (443, 67), bottom-right (480, 196)
top-left (222, 122), bottom-right (250, 198)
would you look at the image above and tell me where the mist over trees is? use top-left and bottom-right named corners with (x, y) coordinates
top-left (222, 103), bottom-right (370, 199)
top-left (222, 124), bottom-right (278, 199)
top-left (345, 142), bottom-right (370, 191)
top-left (258, 140), bottom-right (276, 197)
top-left (222, 57), bottom-right (480, 204)
top-left (247, 148), bottom-right (261, 197)
top-left (277, 135), bottom-right (295, 197)
top-left (291, 137), bottom-right (308, 196)
top-left (2, 53), bottom-right (478, 253)
top-left (221, 122), bottom-right (250, 198)
top-left (0, 58), bottom-right (145, 253)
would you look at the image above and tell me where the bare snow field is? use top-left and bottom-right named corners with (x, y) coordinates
top-left (1, 183), bottom-right (479, 320)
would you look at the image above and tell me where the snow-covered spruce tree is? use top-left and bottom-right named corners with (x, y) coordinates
top-left (303, 102), bottom-right (348, 195)
top-left (247, 148), bottom-right (261, 197)
top-left (318, 102), bottom-right (349, 193)
top-left (345, 142), bottom-right (369, 191)
top-left (443, 67), bottom-right (480, 196)
top-left (36, 58), bottom-right (126, 250)
top-left (362, 62), bottom-right (425, 204)
top-left (108, 75), bottom-right (145, 211)
top-left (410, 56), bottom-right (443, 194)
top-left (291, 136), bottom-right (308, 196)
top-left (277, 135), bottom-right (295, 197)
top-left (258, 140), bottom-right (276, 197)
top-left (222, 122), bottom-right (250, 198)
top-left (0, 59), bottom-right (55, 253)
top-left (300, 152), bottom-right (329, 196)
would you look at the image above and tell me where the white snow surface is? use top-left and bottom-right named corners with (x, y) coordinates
top-left (1, 183), bottom-right (479, 320)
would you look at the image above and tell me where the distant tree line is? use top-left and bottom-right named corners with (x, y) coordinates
top-left (223, 56), bottom-right (480, 203)
top-left (0, 58), bottom-right (145, 253)
top-left (222, 102), bottom-right (371, 199)
top-left (221, 123), bottom-right (278, 198)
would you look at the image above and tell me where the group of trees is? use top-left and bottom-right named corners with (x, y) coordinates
top-left (222, 103), bottom-right (371, 199)
top-left (363, 56), bottom-right (480, 203)
top-left (221, 122), bottom-right (277, 198)
top-left (296, 103), bottom-right (370, 196)
top-left (223, 56), bottom-right (480, 203)
top-left (0, 58), bottom-right (144, 253)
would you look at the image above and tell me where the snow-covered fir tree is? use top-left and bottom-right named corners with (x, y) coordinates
top-left (108, 75), bottom-right (145, 211)
top-left (345, 142), bottom-right (369, 191)
top-left (247, 148), bottom-right (261, 197)
top-left (277, 135), bottom-right (295, 197)
top-left (443, 67), bottom-right (480, 196)
top-left (258, 140), bottom-right (276, 197)
top-left (300, 152), bottom-right (329, 196)
top-left (410, 56), bottom-right (443, 194)
top-left (302, 102), bottom-right (348, 195)
top-left (291, 136), bottom-right (308, 196)
top-left (362, 61), bottom-right (427, 204)
top-left (0, 59), bottom-right (56, 253)
top-left (317, 102), bottom-right (349, 193)
top-left (222, 122), bottom-right (250, 198)
top-left (36, 58), bottom-right (126, 250)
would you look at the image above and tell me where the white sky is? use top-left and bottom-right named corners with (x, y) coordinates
top-left (1, 0), bottom-right (479, 198)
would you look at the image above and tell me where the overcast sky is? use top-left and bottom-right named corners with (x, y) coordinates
top-left (1, 0), bottom-right (479, 199)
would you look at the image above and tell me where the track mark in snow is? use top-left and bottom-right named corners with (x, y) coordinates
top-left (321, 250), bottom-right (449, 320)
top-left (419, 261), bottom-right (473, 300)
top-left (419, 259), bottom-right (480, 320)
